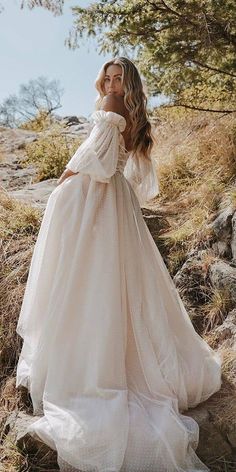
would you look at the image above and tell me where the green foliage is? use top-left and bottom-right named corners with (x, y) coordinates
top-left (21, 0), bottom-right (63, 15)
top-left (23, 125), bottom-right (81, 181)
top-left (63, 0), bottom-right (236, 112)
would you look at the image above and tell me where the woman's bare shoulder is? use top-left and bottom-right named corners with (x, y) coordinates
top-left (101, 94), bottom-right (127, 119)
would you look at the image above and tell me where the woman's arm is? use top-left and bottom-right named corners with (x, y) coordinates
top-left (56, 168), bottom-right (78, 186)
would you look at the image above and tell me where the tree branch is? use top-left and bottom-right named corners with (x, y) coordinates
top-left (192, 60), bottom-right (236, 78)
top-left (163, 103), bottom-right (236, 114)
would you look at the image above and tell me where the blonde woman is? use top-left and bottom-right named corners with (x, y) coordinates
top-left (16, 57), bottom-right (222, 472)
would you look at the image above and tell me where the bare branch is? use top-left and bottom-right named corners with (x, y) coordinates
top-left (163, 103), bottom-right (236, 114)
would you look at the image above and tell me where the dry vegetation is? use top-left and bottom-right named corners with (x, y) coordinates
top-left (152, 108), bottom-right (236, 329)
top-left (0, 192), bottom-right (42, 384)
top-left (19, 110), bottom-right (55, 132)
top-left (151, 109), bottom-right (236, 471)
top-left (152, 108), bottom-right (236, 272)
top-left (22, 121), bottom-right (81, 181)
top-left (0, 192), bottom-right (43, 469)
top-left (0, 109), bottom-right (236, 470)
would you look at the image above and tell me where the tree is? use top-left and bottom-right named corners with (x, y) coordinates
top-left (0, 76), bottom-right (64, 128)
top-left (20, 0), bottom-right (236, 112)
top-left (20, 0), bottom-right (63, 16)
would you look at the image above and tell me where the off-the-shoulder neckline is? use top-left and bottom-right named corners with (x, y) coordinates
top-left (91, 109), bottom-right (127, 126)
top-left (91, 109), bottom-right (130, 153)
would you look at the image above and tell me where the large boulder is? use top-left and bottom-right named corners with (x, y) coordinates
top-left (209, 206), bottom-right (235, 259)
top-left (231, 212), bottom-right (236, 261)
top-left (8, 179), bottom-right (58, 209)
top-left (210, 309), bottom-right (236, 351)
top-left (184, 405), bottom-right (232, 461)
top-left (209, 260), bottom-right (236, 300)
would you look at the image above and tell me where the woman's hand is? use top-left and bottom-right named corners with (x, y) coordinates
top-left (56, 168), bottom-right (78, 186)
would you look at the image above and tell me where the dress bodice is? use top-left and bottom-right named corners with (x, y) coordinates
top-left (116, 134), bottom-right (130, 175)
top-left (65, 109), bottom-right (159, 205)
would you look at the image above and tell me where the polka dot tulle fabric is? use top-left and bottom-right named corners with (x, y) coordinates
top-left (16, 110), bottom-right (222, 471)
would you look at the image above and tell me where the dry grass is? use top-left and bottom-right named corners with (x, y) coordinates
top-left (150, 109), bottom-right (236, 464)
top-left (0, 434), bottom-right (26, 472)
top-left (1, 109), bottom-right (236, 469)
top-left (152, 109), bottom-right (236, 272)
top-left (19, 110), bottom-right (55, 132)
top-left (207, 348), bottom-right (236, 433)
top-left (200, 287), bottom-right (235, 333)
top-left (208, 457), bottom-right (236, 472)
top-left (0, 191), bottom-right (42, 387)
top-left (0, 191), bottom-right (42, 469)
top-left (0, 190), bottom-right (41, 239)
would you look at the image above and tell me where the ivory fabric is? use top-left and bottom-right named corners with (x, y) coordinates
top-left (16, 110), bottom-right (222, 472)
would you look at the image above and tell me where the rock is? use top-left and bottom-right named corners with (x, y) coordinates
top-left (0, 121), bottom-right (88, 194)
top-left (3, 406), bottom-right (233, 471)
top-left (0, 162), bottom-right (37, 190)
top-left (209, 207), bottom-right (234, 259)
top-left (231, 212), bottom-right (236, 261)
top-left (227, 430), bottom-right (236, 448)
top-left (173, 250), bottom-right (209, 306)
top-left (0, 128), bottom-right (39, 190)
top-left (0, 128), bottom-right (38, 153)
top-left (210, 207), bottom-right (233, 237)
top-left (60, 122), bottom-right (91, 139)
top-left (142, 207), bottom-right (169, 244)
top-left (209, 260), bottom-right (236, 300)
top-left (62, 115), bottom-right (88, 126)
top-left (185, 404), bottom-right (210, 425)
top-left (185, 405), bottom-right (232, 461)
top-left (8, 179), bottom-right (58, 209)
top-left (2, 410), bottom-right (58, 468)
top-left (212, 309), bottom-right (236, 349)
top-left (197, 420), bottom-right (232, 460)
top-left (63, 115), bottom-right (80, 125)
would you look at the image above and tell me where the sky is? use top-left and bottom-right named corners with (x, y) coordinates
top-left (0, 0), bottom-right (160, 119)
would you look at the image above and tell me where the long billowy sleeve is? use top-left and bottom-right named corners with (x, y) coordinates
top-left (123, 152), bottom-right (160, 206)
top-left (65, 110), bottom-right (126, 183)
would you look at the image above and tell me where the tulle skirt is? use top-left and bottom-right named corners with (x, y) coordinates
top-left (16, 170), bottom-right (222, 471)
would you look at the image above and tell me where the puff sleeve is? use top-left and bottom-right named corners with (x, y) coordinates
top-left (65, 110), bottom-right (126, 183)
top-left (123, 152), bottom-right (160, 206)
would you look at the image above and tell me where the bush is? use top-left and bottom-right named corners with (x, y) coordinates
top-left (19, 110), bottom-right (53, 132)
top-left (23, 124), bottom-right (81, 181)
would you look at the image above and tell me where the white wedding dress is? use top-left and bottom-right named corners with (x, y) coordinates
top-left (16, 110), bottom-right (222, 472)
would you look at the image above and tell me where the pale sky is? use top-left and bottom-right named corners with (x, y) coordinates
top-left (0, 0), bottom-right (160, 119)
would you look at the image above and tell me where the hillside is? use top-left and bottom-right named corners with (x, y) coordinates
top-left (0, 109), bottom-right (236, 471)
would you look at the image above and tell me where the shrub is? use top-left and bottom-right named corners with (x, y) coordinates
top-left (19, 110), bottom-right (53, 132)
top-left (22, 124), bottom-right (81, 181)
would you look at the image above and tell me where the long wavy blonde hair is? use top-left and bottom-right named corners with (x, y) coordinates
top-left (94, 57), bottom-right (154, 161)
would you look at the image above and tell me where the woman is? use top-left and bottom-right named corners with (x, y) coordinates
top-left (16, 57), bottom-right (222, 472)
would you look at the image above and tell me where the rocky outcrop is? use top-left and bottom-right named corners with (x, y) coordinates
top-left (210, 309), bottom-right (236, 351)
top-left (0, 115), bottom-right (90, 206)
top-left (0, 128), bottom-right (38, 190)
top-left (8, 179), bottom-right (57, 209)
top-left (0, 398), bottom-right (234, 470)
top-left (1, 410), bottom-right (59, 470)
top-left (185, 405), bottom-right (232, 461)
top-left (209, 260), bottom-right (236, 299)
top-left (209, 206), bottom-right (234, 259)
top-left (174, 206), bottom-right (236, 315)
